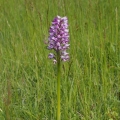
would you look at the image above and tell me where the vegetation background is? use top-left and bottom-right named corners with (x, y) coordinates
top-left (0, 0), bottom-right (120, 119)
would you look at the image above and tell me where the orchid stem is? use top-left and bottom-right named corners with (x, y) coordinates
top-left (57, 51), bottom-right (61, 120)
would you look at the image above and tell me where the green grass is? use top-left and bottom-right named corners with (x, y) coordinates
top-left (0, 0), bottom-right (120, 119)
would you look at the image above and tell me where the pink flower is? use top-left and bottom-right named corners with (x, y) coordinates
top-left (47, 16), bottom-right (70, 63)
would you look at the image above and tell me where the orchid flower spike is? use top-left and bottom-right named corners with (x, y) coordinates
top-left (47, 16), bottom-right (70, 63)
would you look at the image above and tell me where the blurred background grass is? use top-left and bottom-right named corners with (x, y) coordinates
top-left (0, 0), bottom-right (120, 119)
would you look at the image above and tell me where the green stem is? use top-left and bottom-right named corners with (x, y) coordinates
top-left (57, 51), bottom-right (61, 120)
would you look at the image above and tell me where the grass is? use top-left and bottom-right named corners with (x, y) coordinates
top-left (0, 0), bottom-right (120, 119)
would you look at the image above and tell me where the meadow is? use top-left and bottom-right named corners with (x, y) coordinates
top-left (0, 0), bottom-right (120, 119)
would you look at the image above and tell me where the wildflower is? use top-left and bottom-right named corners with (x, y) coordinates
top-left (47, 15), bottom-right (70, 63)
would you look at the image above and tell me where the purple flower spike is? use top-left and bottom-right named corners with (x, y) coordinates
top-left (47, 15), bottom-right (70, 63)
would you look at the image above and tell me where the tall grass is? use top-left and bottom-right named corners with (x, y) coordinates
top-left (0, 0), bottom-right (120, 119)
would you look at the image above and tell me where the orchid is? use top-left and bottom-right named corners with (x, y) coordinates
top-left (46, 16), bottom-right (70, 120)
top-left (47, 16), bottom-right (70, 63)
